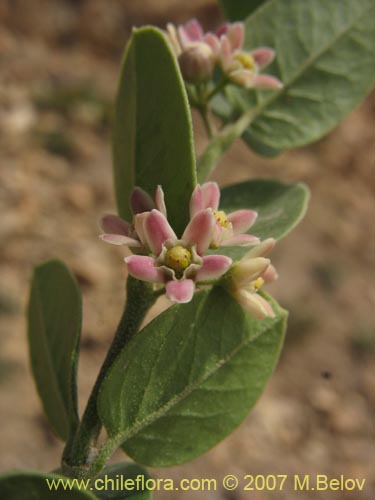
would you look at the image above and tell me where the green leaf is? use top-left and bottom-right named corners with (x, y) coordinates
top-left (211, 94), bottom-right (280, 158)
top-left (0, 471), bottom-right (97, 499)
top-left (208, 0), bottom-right (375, 169)
top-left (112, 27), bottom-right (196, 235)
top-left (214, 179), bottom-right (310, 260)
top-left (98, 287), bottom-right (287, 467)
top-left (27, 260), bottom-right (82, 441)
top-left (219, 0), bottom-right (268, 20)
top-left (242, 130), bottom-right (281, 157)
top-left (94, 462), bottom-right (152, 500)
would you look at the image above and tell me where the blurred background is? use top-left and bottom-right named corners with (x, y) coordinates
top-left (0, 1), bottom-right (374, 499)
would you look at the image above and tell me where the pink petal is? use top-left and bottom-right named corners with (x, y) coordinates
top-left (100, 234), bottom-right (141, 247)
top-left (216, 23), bottom-right (229, 38)
top-left (166, 279), bottom-right (195, 303)
top-left (246, 238), bottom-right (276, 258)
top-left (203, 33), bottom-right (220, 56)
top-left (226, 22), bottom-right (244, 52)
top-left (130, 187), bottom-right (155, 214)
top-left (144, 210), bottom-right (177, 255)
top-left (236, 290), bottom-right (275, 319)
top-left (178, 26), bottom-right (193, 49)
top-left (221, 234), bottom-right (260, 246)
top-left (201, 182), bottom-right (220, 210)
top-left (100, 214), bottom-right (130, 236)
top-left (233, 257), bottom-right (270, 286)
top-left (134, 212), bottom-right (149, 248)
top-left (166, 23), bottom-right (181, 54)
top-left (253, 74), bottom-right (283, 89)
top-left (251, 47), bottom-right (275, 69)
top-left (182, 209), bottom-right (214, 255)
top-left (184, 19), bottom-right (204, 42)
top-left (262, 263), bottom-right (278, 283)
top-left (155, 185), bottom-right (167, 216)
top-left (228, 209), bottom-right (258, 234)
top-left (219, 36), bottom-right (233, 72)
top-left (125, 255), bottom-right (165, 283)
top-left (195, 255), bottom-right (232, 282)
top-left (229, 68), bottom-right (256, 87)
top-left (189, 185), bottom-right (203, 217)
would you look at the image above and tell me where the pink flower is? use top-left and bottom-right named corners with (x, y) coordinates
top-left (100, 185), bottom-right (232, 303)
top-left (226, 238), bottom-right (278, 319)
top-left (189, 182), bottom-right (260, 248)
top-left (99, 185), bottom-right (167, 250)
top-left (216, 22), bottom-right (283, 89)
top-left (125, 209), bottom-right (232, 303)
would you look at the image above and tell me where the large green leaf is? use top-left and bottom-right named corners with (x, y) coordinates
top-left (214, 179), bottom-right (310, 260)
top-left (0, 471), bottom-right (97, 499)
top-left (27, 260), bottom-right (82, 441)
top-left (207, 0), bottom-right (374, 170)
top-left (219, 0), bottom-right (268, 20)
top-left (94, 462), bottom-right (152, 500)
top-left (112, 27), bottom-right (196, 235)
top-left (98, 287), bottom-right (287, 467)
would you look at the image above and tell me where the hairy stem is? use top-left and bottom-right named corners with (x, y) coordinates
top-left (63, 277), bottom-right (157, 477)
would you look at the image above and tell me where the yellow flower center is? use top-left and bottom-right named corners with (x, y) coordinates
top-left (213, 210), bottom-right (230, 228)
top-left (234, 52), bottom-right (256, 70)
top-left (253, 277), bottom-right (265, 291)
top-left (166, 245), bottom-right (192, 273)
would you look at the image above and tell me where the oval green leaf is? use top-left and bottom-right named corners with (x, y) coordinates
top-left (0, 471), bottom-right (97, 499)
top-left (112, 27), bottom-right (196, 235)
top-left (27, 260), bottom-right (82, 441)
top-left (94, 462), bottom-right (152, 500)
top-left (98, 287), bottom-right (287, 467)
top-left (219, 0), bottom-right (268, 20)
top-left (213, 179), bottom-right (309, 261)
top-left (210, 0), bottom-right (375, 162)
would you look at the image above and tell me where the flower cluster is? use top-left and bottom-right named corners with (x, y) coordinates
top-left (100, 183), bottom-right (277, 316)
top-left (167, 19), bottom-right (282, 89)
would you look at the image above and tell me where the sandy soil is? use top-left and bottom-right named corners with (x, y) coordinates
top-left (0, 1), bottom-right (374, 499)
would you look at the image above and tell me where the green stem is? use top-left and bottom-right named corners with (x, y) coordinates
top-left (205, 78), bottom-right (228, 101)
top-left (197, 82), bottom-right (284, 182)
top-left (198, 105), bottom-right (214, 139)
top-left (63, 277), bottom-right (157, 477)
top-left (197, 107), bottom-right (256, 182)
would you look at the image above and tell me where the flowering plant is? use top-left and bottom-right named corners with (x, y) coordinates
top-left (2, 0), bottom-right (373, 497)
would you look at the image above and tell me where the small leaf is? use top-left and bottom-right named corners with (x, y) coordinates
top-left (94, 462), bottom-right (152, 500)
top-left (219, 0), bottom-right (268, 20)
top-left (213, 0), bottom-right (375, 152)
top-left (0, 471), bottom-right (97, 499)
top-left (113, 27), bottom-right (196, 235)
top-left (214, 179), bottom-right (310, 260)
top-left (27, 260), bottom-right (82, 441)
top-left (98, 287), bottom-right (287, 467)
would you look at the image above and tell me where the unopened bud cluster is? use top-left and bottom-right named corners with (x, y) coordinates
top-left (167, 19), bottom-right (282, 89)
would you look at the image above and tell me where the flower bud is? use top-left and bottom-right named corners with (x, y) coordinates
top-left (178, 43), bottom-right (215, 84)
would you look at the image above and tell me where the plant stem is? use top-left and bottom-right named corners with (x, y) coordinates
top-left (197, 83), bottom-right (283, 182)
top-left (63, 277), bottom-right (157, 477)
top-left (205, 78), bottom-right (228, 101)
top-left (197, 108), bottom-right (256, 182)
top-left (198, 105), bottom-right (214, 139)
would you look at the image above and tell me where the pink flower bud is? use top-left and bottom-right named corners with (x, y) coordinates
top-left (178, 43), bottom-right (215, 84)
